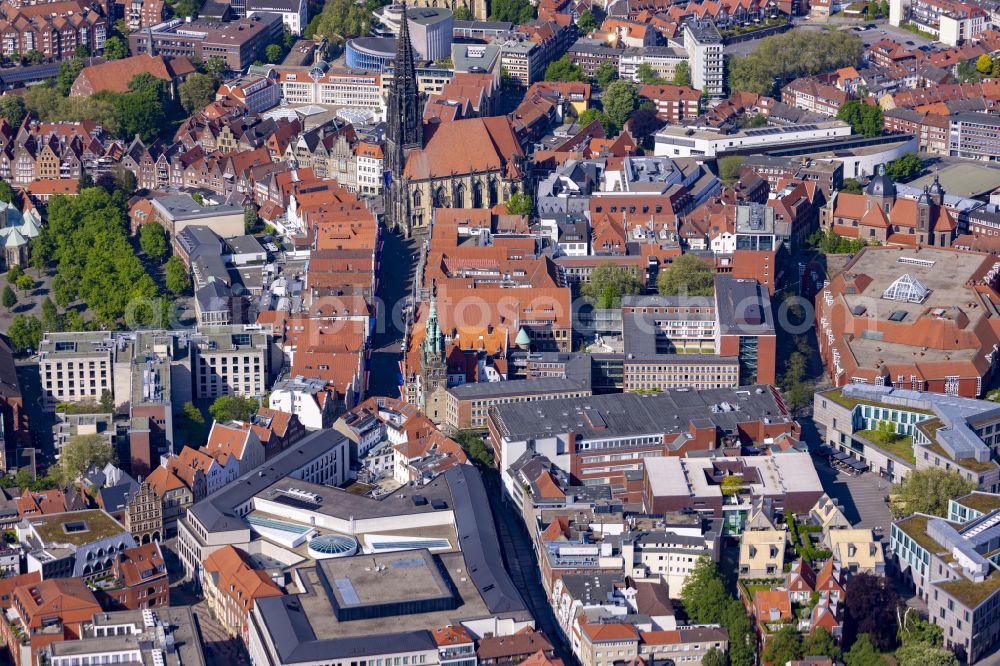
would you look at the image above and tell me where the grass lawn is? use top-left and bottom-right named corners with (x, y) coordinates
top-left (856, 430), bottom-right (915, 464)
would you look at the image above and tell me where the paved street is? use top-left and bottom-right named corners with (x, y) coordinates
top-left (484, 472), bottom-right (574, 665)
top-left (367, 229), bottom-right (421, 398)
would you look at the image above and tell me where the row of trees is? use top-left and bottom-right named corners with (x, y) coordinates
top-left (729, 29), bottom-right (863, 95)
top-left (580, 255), bottom-right (716, 309)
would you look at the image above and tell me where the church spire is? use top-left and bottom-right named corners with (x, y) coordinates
top-left (423, 280), bottom-right (443, 363)
top-left (383, 1), bottom-right (424, 236)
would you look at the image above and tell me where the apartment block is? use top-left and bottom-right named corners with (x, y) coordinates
top-left (684, 20), bottom-right (723, 99)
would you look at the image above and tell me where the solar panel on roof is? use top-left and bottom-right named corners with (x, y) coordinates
top-left (391, 557), bottom-right (425, 569)
top-left (273, 495), bottom-right (321, 510)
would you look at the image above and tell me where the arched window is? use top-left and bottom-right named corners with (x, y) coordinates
top-left (472, 180), bottom-right (483, 208)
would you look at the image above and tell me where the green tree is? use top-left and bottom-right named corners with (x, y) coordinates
top-left (2, 285), bottom-right (16, 311)
top-left (781, 350), bottom-right (810, 411)
top-left (56, 433), bottom-right (115, 485)
top-left (265, 43), bottom-right (283, 64)
top-left (728, 29), bottom-right (863, 94)
top-left (884, 152), bottom-right (923, 182)
top-left (802, 628), bottom-right (842, 661)
top-left (681, 556), bottom-right (731, 623)
top-left (56, 56), bottom-right (86, 96)
top-left (603, 79), bottom-right (638, 131)
top-left (8, 314), bottom-right (41, 353)
top-left (892, 468), bottom-right (976, 517)
top-left (165, 256), bottom-right (190, 296)
top-left (100, 389), bottom-right (115, 413)
top-left (40, 297), bottom-right (60, 332)
top-left (762, 626), bottom-right (802, 666)
top-left (594, 61), bottom-right (617, 89)
top-left (24, 49), bottom-right (43, 65)
top-left (720, 475), bottom-right (742, 496)
top-left (895, 641), bottom-right (957, 666)
top-left (837, 100), bottom-right (883, 138)
top-left (6, 264), bottom-right (22, 284)
top-left (673, 61), bottom-right (691, 87)
top-left (842, 178), bottom-right (864, 195)
top-left (0, 95), bottom-right (26, 127)
top-left (307, 0), bottom-right (377, 40)
top-left (244, 206), bottom-right (260, 233)
top-left (103, 35), bottom-right (128, 60)
top-left (179, 72), bottom-right (219, 114)
top-left (718, 155), bottom-right (745, 185)
top-left (173, 0), bottom-right (199, 18)
top-left (577, 8), bottom-right (597, 33)
top-left (874, 419), bottom-right (899, 445)
top-left (490, 0), bottom-right (535, 22)
top-left (701, 647), bottom-right (726, 666)
top-left (580, 263), bottom-right (642, 308)
top-left (844, 634), bottom-right (886, 666)
top-left (657, 255), bottom-right (715, 296)
top-left (139, 221), bottom-right (168, 261)
top-left (635, 63), bottom-right (665, 85)
top-left (504, 192), bottom-right (533, 217)
top-left (545, 55), bottom-right (587, 82)
top-left (453, 6), bottom-right (473, 20)
top-left (210, 395), bottom-right (260, 423)
top-left (899, 616), bottom-right (943, 647)
top-left (578, 108), bottom-right (614, 135)
top-left (14, 273), bottom-right (32, 292)
top-left (454, 429), bottom-right (494, 467)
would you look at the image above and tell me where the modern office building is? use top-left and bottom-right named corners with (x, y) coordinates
top-left (246, 0), bottom-right (307, 35)
top-left (891, 493), bottom-right (1000, 663)
top-left (949, 112), bottom-right (1000, 161)
top-left (346, 37), bottom-right (398, 71)
top-left (814, 384), bottom-right (1000, 488)
top-left (374, 5), bottom-right (453, 60)
top-left (128, 13), bottom-right (283, 71)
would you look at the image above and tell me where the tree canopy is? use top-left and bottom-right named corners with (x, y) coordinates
top-left (837, 100), bottom-right (883, 138)
top-left (32, 187), bottom-right (163, 328)
top-left (210, 395), bottom-right (260, 423)
top-left (844, 635), bottom-right (885, 666)
top-left (179, 73), bottom-right (219, 114)
top-left (104, 36), bottom-right (128, 60)
top-left (892, 468), bottom-right (976, 517)
top-left (657, 255), bottom-right (715, 296)
top-left (576, 8), bottom-right (597, 34)
top-left (8, 314), bottom-right (41, 353)
top-left (602, 80), bottom-right (639, 132)
top-left (490, 0), bottom-right (535, 23)
top-left (728, 29), bottom-right (863, 95)
top-left (636, 63), bottom-right (666, 85)
top-left (884, 152), bottom-right (923, 182)
top-left (304, 0), bottom-right (372, 41)
top-left (504, 192), bottom-right (533, 217)
top-left (56, 433), bottom-right (116, 485)
top-left (0, 95), bottom-right (26, 127)
top-left (139, 221), bottom-right (168, 261)
top-left (545, 55), bottom-right (587, 83)
top-left (673, 61), bottom-right (691, 87)
top-left (594, 61), bottom-right (617, 89)
top-left (578, 108), bottom-right (614, 135)
top-left (165, 256), bottom-right (190, 296)
top-left (581, 263), bottom-right (642, 309)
